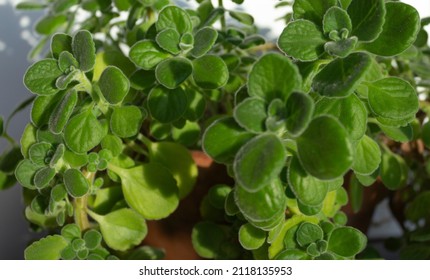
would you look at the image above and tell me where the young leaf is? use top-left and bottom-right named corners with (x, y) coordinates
top-left (72, 30), bottom-right (96, 72)
top-left (58, 51), bottom-right (79, 73)
top-left (293, 0), bottom-right (337, 24)
top-left (49, 89), bottom-right (78, 134)
top-left (156, 6), bottom-right (193, 34)
top-left (156, 28), bottom-right (181, 55)
top-left (155, 57), bottom-right (192, 89)
top-left (314, 94), bottom-right (367, 141)
top-left (83, 230), bottom-right (103, 250)
top-left (191, 27), bottom-right (218, 58)
top-left (239, 223), bottom-right (266, 250)
top-left (285, 92), bottom-right (314, 136)
top-left (327, 227), bottom-right (366, 257)
top-left (367, 77), bottom-right (419, 123)
top-left (297, 116), bottom-right (354, 180)
top-left (324, 37), bottom-right (358, 58)
top-left (312, 52), bottom-right (371, 98)
top-left (203, 117), bottom-right (254, 164)
top-left (51, 184), bottom-right (67, 203)
top-left (362, 2), bottom-right (420, 56)
top-left (31, 92), bottom-right (66, 127)
top-left (323, 6), bottom-right (352, 34)
top-left (24, 59), bottom-right (62, 95)
top-left (192, 55), bottom-right (229, 89)
top-left (110, 106), bottom-right (144, 138)
top-left (296, 222), bottom-right (323, 247)
top-left (146, 141), bottom-right (198, 199)
top-left (63, 169), bottom-right (90, 197)
top-left (108, 163), bottom-right (179, 220)
top-left (34, 167), bottom-right (56, 189)
top-left (352, 135), bottom-right (381, 175)
top-left (148, 86), bottom-right (188, 123)
top-left (24, 235), bottom-right (68, 260)
top-left (234, 134), bottom-right (286, 192)
top-left (129, 40), bottom-right (171, 70)
top-left (98, 66), bottom-right (130, 104)
top-left (89, 208), bottom-right (147, 251)
top-left (21, 124), bottom-right (37, 158)
top-left (347, 0), bottom-right (385, 42)
top-left (101, 135), bottom-right (123, 157)
top-left (64, 110), bottom-right (104, 154)
top-left (234, 179), bottom-right (286, 223)
top-left (278, 20), bottom-right (326, 62)
top-left (234, 97), bottom-right (267, 133)
top-left (51, 33), bottom-right (72, 59)
top-left (248, 53), bottom-right (302, 101)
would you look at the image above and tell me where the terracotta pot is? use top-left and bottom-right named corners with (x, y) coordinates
top-left (143, 151), bottom-right (234, 260)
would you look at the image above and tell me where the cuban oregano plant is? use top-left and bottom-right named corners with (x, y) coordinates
top-left (0, 0), bottom-right (428, 260)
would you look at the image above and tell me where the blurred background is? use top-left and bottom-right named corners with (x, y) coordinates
top-left (0, 0), bottom-right (429, 259)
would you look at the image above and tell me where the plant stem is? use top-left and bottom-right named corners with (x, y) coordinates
top-left (74, 196), bottom-right (90, 231)
top-left (126, 140), bottom-right (149, 157)
top-left (218, 0), bottom-right (226, 30)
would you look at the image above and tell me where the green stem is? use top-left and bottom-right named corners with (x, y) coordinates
top-left (74, 196), bottom-right (90, 231)
top-left (137, 133), bottom-right (153, 149)
top-left (2, 132), bottom-right (16, 146)
top-left (126, 140), bottom-right (149, 157)
top-left (218, 0), bottom-right (226, 30)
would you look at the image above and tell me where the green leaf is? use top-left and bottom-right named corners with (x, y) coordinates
top-left (207, 184), bottom-right (231, 210)
top-left (350, 174), bottom-right (363, 213)
top-left (293, 0), bottom-right (337, 24)
top-left (99, 66), bottom-right (130, 105)
top-left (110, 106), bottom-right (144, 138)
top-left (64, 110), bottom-right (104, 154)
top-left (51, 33), bottom-right (72, 60)
top-left (192, 221), bottom-right (226, 259)
top-left (367, 78), bottom-right (419, 124)
top-left (288, 156), bottom-right (342, 206)
top-left (234, 179), bottom-right (286, 223)
top-left (146, 141), bottom-right (198, 199)
top-left (126, 246), bottom-right (165, 260)
top-left (234, 97), bottom-right (267, 133)
top-left (49, 90), bottom-right (78, 134)
top-left (63, 169), bottom-right (90, 197)
top-left (347, 0), bottom-right (385, 42)
top-left (352, 135), bottom-right (381, 175)
top-left (57, 51), bottom-right (79, 72)
top-left (380, 124), bottom-right (413, 143)
top-left (248, 53), bottom-right (302, 101)
top-left (296, 222), bottom-right (323, 247)
top-left (53, 0), bottom-right (79, 13)
top-left (129, 40), bottom-right (171, 70)
top-left (356, 170), bottom-right (378, 187)
top-left (234, 134), bottom-right (286, 192)
top-left (156, 28), bottom-right (181, 55)
top-left (324, 37), bottom-right (358, 58)
top-left (0, 147), bottom-right (23, 174)
top-left (24, 59), bottom-right (62, 95)
top-left (278, 20), bottom-right (326, 62)
top-left (323, 6), bottom-right (352, 34)
top-left (20, 124), bottom-right (37, 158)
top-left (312, 52), bottom-right (371, 98)
top-left (15, 159), bottom-right (40, 189)
top-left (192, 55), bottom-right (229, 90)
top-left (362, 2), bottom-right (420, 56)
top-left (405, 191), bottom-right (430, 222)
top-left (229, 11), bottom-right (254, 25)
top-left (24, 235), bottom-right (68, 260)
top-left (285, 92), bottom-right (314, 136)
top-left (93, 51), bottom-right (136, 81)
top-left (61, 224), bottom-right (81, 241)
top-left (327, 227), bottom-right (366, 257)
top-left (155, 57), bottom-right (192, 89)
top-left (34, 167), bottom-right (56, 189)
top-left (89, 208), bottom-right (147, 251)
top-left (0, 171), bottom-right (15, 191)
top-left (314, 94), bottom-right (367, 141)
top-left (180, 32), bottom-right (194, 51)
top-left (184, 90), bottom-right (206, 121)
top-left (191, 27), bottom-right (218, 58)
top-left (31, 92), bottom-right (65, 127)
top-left (275, 249), bottom-right (310, 260)
top-left (203, 117), bottom-right (254, 164)
top-left (16, 1), bottom-right (47, 10)
top-left (83, 229), bottom-right (102, 250)
top-left (35, 15), bottom-right (67, 35)
top-left (148, 86), bottom-right (188, 123)
top-left (380, 151), bottom-right (408, 190)
top-left (239, 35), bottom-right (266, 49)
top-left (239, 223), bottom-right (266, 250)
top-left (51, 184), bottom-right (67, 202)
top-left (72, 30), bottom-right (96, 72)
top-left (156, 6), bottom-right (193, 34)
top-left (108, 163), bottom-right (179, 220)
top-left (297, 116), bottom-right (354, 180)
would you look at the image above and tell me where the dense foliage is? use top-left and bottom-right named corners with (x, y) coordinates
top-left (1, 0), bottom-right (430, 260)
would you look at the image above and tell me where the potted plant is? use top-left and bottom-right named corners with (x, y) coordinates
top-left (0, 0), bottom-right (429, 260)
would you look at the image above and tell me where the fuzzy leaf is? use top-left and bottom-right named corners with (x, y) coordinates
top-left (347, 0), bottom-right (385, 42)
top-left (239, 223), bottom-right (266, 250)
top-left (323, 6), bottom-right (352, 34)
top-left (24, 235), bottom-right (68, 260)
top-left (129, 40), bottom-right (170, 70)
top-left (191, 27), bottom-right (218, 58)
top-left (192, 55), bottom-right (229, 89)
top-left (63, 169), bottom-right (89, 197)
top-left (99, 66), bottom-right (130, 104)
top-left (293, 0), bottom-right (337, 24)
top-left (328, 227), bottom-right (366, 257)
top-left (24, 59), bottom-right (62, 95)
top-left (285, 92), bottom-right (314, 136)
top-left (110, 106), bottom-right (145, 138)
top-left (156, 6), bottom-right (193, 34)
top-left (148, 86), bottom-right (187, 123)
top-left (234, 97), bottom-right (267, 133)
top-left (72, 30), bottom-right (96, 72)
top-left (155, 57), bottom-right (192, 89)
top-left (156, 28), bottom-right (181, 55)
top-left (49, 90), bottom-right (78, 134)
top-left (50, 33), bottom-right (72, 59)
top-left (352, 135), bottom-right (381, 175)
